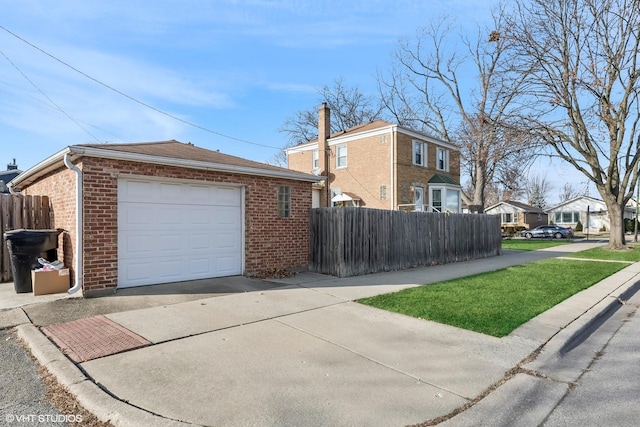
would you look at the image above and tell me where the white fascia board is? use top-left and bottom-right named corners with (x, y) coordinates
top-left (396, 126), bottom-right (459, 151)
top-left (8, 147), bottom-right (72, 190)
top-left (70, 146), bottom-right (323, 182)
top-left (285, 125), bottom-right (459, 152)
top-left (286, 142), bottom-right (317, 155)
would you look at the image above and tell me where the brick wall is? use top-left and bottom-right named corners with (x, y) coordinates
top-left (22, 164), bottom-right (79, 287)
top-left (23, 157), bottom-right (312, 295)
top-left (330, 132), bottom-right (392, 209)
top-left (394, 133), bottom-right (460, 208)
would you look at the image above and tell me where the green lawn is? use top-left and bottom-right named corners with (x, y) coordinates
top-left (358, 258), bottom-right (627, 338)
top-left (566, 244), bottom-right (640, 262)
top-left (501, 239), bottom-right (571, 251)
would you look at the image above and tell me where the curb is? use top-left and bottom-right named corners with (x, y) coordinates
top-left (16, 323), bottom-right (193, 427)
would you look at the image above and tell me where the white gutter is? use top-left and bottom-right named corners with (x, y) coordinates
top-left (390, 129), bottom-right (396, 210)
top-left (63, 153), bottom-right (83, 295)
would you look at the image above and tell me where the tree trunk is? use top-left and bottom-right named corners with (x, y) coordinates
top-left (602, 195), bottom-right (627, 249)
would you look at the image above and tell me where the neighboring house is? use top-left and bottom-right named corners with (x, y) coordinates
top-left (547, 195), bottom-right (635, 232)
top-left (485, 200), bottom-right (548, 230)
top-left (9, 140), bottom-right (322, 297)
top-left (0, 159), bottom-right (22, 193)
top-left (286, 103), bottom-right (462, 213)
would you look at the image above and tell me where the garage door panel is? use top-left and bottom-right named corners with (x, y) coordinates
top-left (159, 183), bottom-right (183, 199)
top-left (188, 206), bottom-right (215, 225)
top-left (216, 256), bottom-right (240, 274)
top-left (120, 180), bottom-right (154, 202)
top-left (122, 260), bottom-right (154, 282)
top-left (216, 186), bottom-right (242, 205)
top-left (189, 233), bottom-right (212, 250)
top-left (157, 234), bottom-right (182, 252)
top-left (159, 206), bottom-right (185, 225)
top-left (216, 232), bottom-right (240, 249)
top-left (118, 178), bottom-right (243, 288)
top-left (122, 234), bottom-right (155, 254)
top-left (157, 260), bottom-right (183, 279)
top-left (216, 206), bottom-right (241, 225)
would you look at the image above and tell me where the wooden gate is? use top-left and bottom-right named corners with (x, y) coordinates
top-left (1, 194), bottom-right (52, 282)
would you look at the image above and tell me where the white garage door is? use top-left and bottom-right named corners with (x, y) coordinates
top-left (118, 177), bottom-right (243, 288)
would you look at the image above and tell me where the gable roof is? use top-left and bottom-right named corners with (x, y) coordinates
top-left (546, 195), bottom-right (604, 212)
top-left (428, 173), bottom-right (458, 185)
top-left (10, 140), bottom-right (323, 190)
top-left (485, 200), bottom-right (547, 214)
top-left (286, 120), bottom-right (458, 153)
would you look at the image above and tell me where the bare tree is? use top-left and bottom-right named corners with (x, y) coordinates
top-left (507, 0), bottom-right (640, 249)
top-left (526, 174), bottom-right (552, 210)
top-left (269, 78), bottom-right (382, 166)
top-left (559, 183), bottom-right (583, 203)
top-left (378, 10), bottom-right (538, 211)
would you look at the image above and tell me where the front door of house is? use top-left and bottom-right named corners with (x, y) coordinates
top-left (414, 186), bottom-right (424, 212)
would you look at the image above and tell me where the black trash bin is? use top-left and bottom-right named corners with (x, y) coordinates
top-left (4, 229), bottom-right (64, 293)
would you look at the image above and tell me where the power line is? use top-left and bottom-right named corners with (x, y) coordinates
top-left (0, 48), bottom-right (101, 142)
top-left (0, 25), bottom-right (282, 150)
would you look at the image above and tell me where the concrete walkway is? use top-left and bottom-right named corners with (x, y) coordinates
top-left (5, 241), bottom-right (640, 426)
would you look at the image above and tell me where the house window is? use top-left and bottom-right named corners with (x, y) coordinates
top-left (554, 211), bottom-right (580, 223)
top-left (502, 213), bottom-right (514, 223)
top-left (429, 185), bottom-right (461, 213)
top-left (414, 186), bottom-right (425, 211)
top-left (446, 189), bottom-right (460, 212)
top-left (413, 140), bottom-right (427, 167)
top-left (336, 144), bottom-right (347, 168)
top-left (312, 149), bottom-right (319, 169)
top-left (277, 186), bottom-right (291, 218)
top-left (380, 185), bottom-right (387, 200)
top-left (436, 148), bottom-right (449, 171)
top-left (431, 189), bottom-right (442, 212)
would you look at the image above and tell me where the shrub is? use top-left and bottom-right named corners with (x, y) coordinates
top-left (575, 220), bottom-right (583, 232)
top-left (600, 225), bottom-right (607, 232)
top-left (624, 218), bottom-right (639, 233)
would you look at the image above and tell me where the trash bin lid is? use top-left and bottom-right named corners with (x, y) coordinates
top-left (3, 228), bottom-right (64, 241)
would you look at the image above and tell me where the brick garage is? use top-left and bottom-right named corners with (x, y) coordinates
top-left (10, 141), bottom-right (320, 297)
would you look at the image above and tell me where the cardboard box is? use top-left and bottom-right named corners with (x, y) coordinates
top-left (32, 269), bottom-right (70, 296)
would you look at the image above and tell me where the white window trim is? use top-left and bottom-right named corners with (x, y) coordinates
top-left (428, 184), bottom-right (461, 213)
top-left (413, 140), bottom-right (427, 167)
top-left (436, 147), bottom-right (449, 172)
top-left (336, 144), bottom-right (347, 169)
top-left (277, 185), bottom-right (291, 218)
top-left (312, 149), bottom-right (319, 169)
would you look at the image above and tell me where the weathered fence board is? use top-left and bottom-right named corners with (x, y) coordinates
top-left (0, 194), bottom-right (52, 282)
top-left (309, 207), bottom-right (502, 277)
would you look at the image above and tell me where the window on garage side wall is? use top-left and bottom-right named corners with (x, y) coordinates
top-left (278, 186), bottom-right (291, 218)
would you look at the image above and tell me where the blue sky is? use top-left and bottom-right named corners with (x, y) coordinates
top-left (1, 1), bottom-right (590, 202)
top-left (0, 1), bottom-right (493, 167)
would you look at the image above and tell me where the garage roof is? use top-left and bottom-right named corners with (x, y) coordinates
top-left (10, 140), bottom-right (324, 190)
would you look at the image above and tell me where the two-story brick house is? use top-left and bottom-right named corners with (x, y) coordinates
top-left (286, 104), bottom-right (462, 212)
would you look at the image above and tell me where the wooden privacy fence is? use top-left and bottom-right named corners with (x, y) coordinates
top-left (1, 194), bottom-right (52, 282)
top-left (309, 207), bottom-right (502, 277)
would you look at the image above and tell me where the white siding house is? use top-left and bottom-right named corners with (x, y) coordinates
top-left (547, 196), bottom-right (635, 232)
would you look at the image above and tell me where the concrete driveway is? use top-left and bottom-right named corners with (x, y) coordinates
top-left (10, 241), bottom-right (640, 426)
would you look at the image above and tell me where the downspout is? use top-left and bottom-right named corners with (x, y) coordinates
top-left (63, 153), bottom-right (83, 294)
top-left (390, 129), bottom-right (396, 210)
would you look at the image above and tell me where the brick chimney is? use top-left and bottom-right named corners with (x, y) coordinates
top-left (318, 103), bottom-right (330, 206)
top-left (7, 158), bottom-right (17, 171)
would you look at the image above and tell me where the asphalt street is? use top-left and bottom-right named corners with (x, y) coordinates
top-left (542, 290), bottom-right (640, 426)
top-left (0, 329), bottom-right (67, 426)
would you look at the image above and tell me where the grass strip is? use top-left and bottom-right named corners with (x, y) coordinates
top-left (359, 259), bottom-right (626, 337)
top-left (565, 245), bottom-right (640, 262)
top-left (501, 239), bottom-right (571, 251)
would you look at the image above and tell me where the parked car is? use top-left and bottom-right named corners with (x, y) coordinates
top-left (521, 225), bottom-right (573, 239)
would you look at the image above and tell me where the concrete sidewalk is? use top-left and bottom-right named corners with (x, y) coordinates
top-left (6, 241), bottom-right (640, 426)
